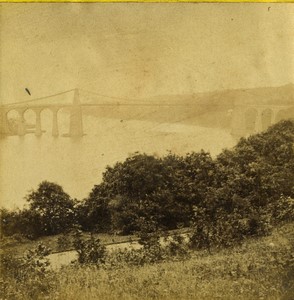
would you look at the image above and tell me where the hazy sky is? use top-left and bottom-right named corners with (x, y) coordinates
top-left (0, 3), bottom-right (293, 104)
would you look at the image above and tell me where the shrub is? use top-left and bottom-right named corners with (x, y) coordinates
top-left (189, 205), bottom-right (273, 251)
top-left (57, 233), bottom-right (72, 252)
top-left (164, 233), bottom-right (190, 258)
top-left (271, 196), bottom-right (294, 225)
top-left (72, 230), bottom-right (106, 265)
top-left (137, 217), bottom-right (165, 263)
top-left (0, 243), bottom-right (55, 300)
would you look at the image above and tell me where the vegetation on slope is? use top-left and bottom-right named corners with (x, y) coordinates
top-left (1, 222), bottom-right (293, 300)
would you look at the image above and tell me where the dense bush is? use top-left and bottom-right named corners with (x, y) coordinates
top-left (72, 228), bottom-right (107, 265)
top-left (187, 119), bottom-right (294, 249)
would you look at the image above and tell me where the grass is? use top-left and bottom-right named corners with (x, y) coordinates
top-left (51, 223), bottom-right (294, 300)
top-left (2, 222), bottom-right (293, 300)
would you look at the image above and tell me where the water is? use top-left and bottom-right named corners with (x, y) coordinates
top-left (0, 113), bottom-right (236, 209)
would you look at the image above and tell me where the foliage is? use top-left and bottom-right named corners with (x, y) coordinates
top-left (0, 207), bottom-right (43, 239)
top-left (25, 181), bottom-right (76, 236)
top-left (270, 196), bottom-right (294, 225)
top-left (215, 119), bottom-right (294, 207)
top-left (74, 195), bottom-right (111, 233)
top-left (72, 228), bottom-right (107, 265)
top-left (57, 233), bottom-right (72, 252)
top-left (136, 217), bottom-right (164, 264)
top-left (164, 233), bottom-right (190, 258)
top-left (1, 208), bottom-right (20, 237)
top-left (100, 153), bottom-right (172, 234)
top-left (1, 182), bottom-right (76, 239)
top-left (89, 120), bottom-right (293, 238)
top-left (0, 243), bottom-right (54, 300)
top-left (84, 151), bottom-right (217, 234)
top-left (188, 120), bottom-right (294, 250)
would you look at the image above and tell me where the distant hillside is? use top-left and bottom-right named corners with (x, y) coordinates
top-left (81, 84), bottom-right (294, 130)
top-left (144, 83), bottom-right (294, 104)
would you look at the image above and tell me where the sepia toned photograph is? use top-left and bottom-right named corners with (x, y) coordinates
top-left (0, 3), bottom-right (293, 299)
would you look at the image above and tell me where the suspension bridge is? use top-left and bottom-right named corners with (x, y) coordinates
top-left (0, 88), bottom-right (293, 138)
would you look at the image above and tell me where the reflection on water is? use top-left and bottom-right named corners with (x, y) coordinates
top-left (0, 114), bottom-right (236, 209)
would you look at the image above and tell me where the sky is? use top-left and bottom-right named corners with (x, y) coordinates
top-left (0, 3), bottom-right (293, 104)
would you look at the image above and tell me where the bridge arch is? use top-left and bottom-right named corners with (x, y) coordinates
top-left (244, 107), bottom-right (258, 134)
top-left (18, 107), bottom-right (55, 136)
top-left (36, 106), bottom-right (70, 137)
top-left (261, 108), bottom-right (273, 131)
top-left (56, 107), bottom-right (71, 136)
top-left (37, 108), bottom-right (55, 136)
top-left (23, 108), bottom-right (37, 134)
top-left (275, 107), bottom-right (294, 123)
top-left (276, 109), bottom-right (289, 123)
top-left (289, 106), bottom-right (294, 119)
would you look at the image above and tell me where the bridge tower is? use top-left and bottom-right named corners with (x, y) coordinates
top-left (231, 105), bottom-right (246, 138)
top-left (69, 89), bottom-right (84, 137)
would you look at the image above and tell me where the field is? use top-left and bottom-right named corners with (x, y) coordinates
top-left (2, 222), bottom-right (293, 300)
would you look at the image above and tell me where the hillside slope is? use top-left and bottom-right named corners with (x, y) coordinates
top-left (51, 223), bottom-right (294, 300)
top-left (81, 84), bottom-right (294, 130)
top-left (2, 222), bottom-right (293, 300)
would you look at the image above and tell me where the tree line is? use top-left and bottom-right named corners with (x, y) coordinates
top-left (1, 120), bottom-right (294, 247)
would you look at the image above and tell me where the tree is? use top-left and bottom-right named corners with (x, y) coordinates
top-left (102, 153), bottom-right (170, 200)
top-left (78, 119), bottom-right (293, 238)
top-left (85, 151), bottom-right (217, 233)
top-left (25, 181), bottom-right (75, 236)
top-left (0, 208), bottom-right (42, 239)
top-left (94, 153), bottom-right (171, 234)
top-left (75, 191), bottom-right (111, 232)
top-left (1, 208), bottom-right (18, 237)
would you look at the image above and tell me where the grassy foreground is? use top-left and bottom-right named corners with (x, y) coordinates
top-left (3, 223), bottom-right (293, 300)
